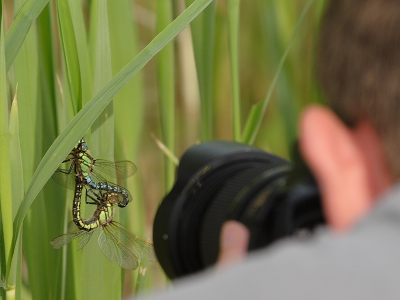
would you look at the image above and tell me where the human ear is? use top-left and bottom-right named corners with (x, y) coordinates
top-left (299, 105), bottom-right (373, 231)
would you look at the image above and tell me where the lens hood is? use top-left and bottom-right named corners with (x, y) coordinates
top-left (153, 141), bottom-right (289, 279)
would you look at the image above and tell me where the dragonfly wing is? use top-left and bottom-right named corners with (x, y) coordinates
top-left (110, 222), bottom-right (156, 261)
top-left (51, 222), bottom-right (95, 250)
top-left (67, 220), bottom-right (78, 232)
top-left (77, 230), bottom-right (95, 250)
top-left (93, 160), bottom-right (137, 181)
top-left (52, 169), bottom-right (76, 190)
top-left (98, 224), bottom-right (140, 270)
top-left (51, 232), bottom-right (79, 249)
top-left (98, 227), bottom-right (120, 263)
top-left (117, 244), bottom-right (139, 270)
top-left (111, 222), bottom-right (156, 262)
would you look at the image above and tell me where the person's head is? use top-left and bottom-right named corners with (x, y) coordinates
top-left (299, 0), bottom-right (398, 230)
top-left (318, 0), bottom-right (400, 178)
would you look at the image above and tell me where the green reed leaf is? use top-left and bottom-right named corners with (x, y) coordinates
top-left (186, 0), bottom-right (215, 141)
top-left (81, 1), bottom-right (120, 299)
top-left (242, 0), bottom-right (314, 145)
top-left (8, 98), bottom-right (23, 300)
top-left (157, 0), bottom-right (175, 192)
top-left (5, 0), bottom-right (48, 71)
top-left (56, 0), bottom-right (82, 114)
top-left (9, 0), bottom-right (213, 285)
top-left (0, 12), bottom-right (10, 294)
top-left (227, 0), bottom-right (241, 141)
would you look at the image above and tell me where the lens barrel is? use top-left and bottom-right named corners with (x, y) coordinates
top-left (153, 141), bottom-right (324, 279)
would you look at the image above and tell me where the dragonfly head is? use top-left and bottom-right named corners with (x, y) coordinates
top-left (106, 193), bottom-right (121, 206)
top-left (76, 139), bottom-right (89, 152)
top-left (106, 192), bottom-right (129, 208)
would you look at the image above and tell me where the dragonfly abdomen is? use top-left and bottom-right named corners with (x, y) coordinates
top-left (72, 181), bottom-right (100, 231)
top-left (95, 182), bottom-right (131, 207)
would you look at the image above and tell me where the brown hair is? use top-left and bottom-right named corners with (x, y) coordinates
top-left (318, 0), bottom-right (400, 177)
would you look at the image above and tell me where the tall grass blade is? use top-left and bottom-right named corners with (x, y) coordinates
top-left (259, 1), bottom-right (298, 150)
top-left (0, 210), bottom-right (5, 300)
top-left (242, 0), bottom-right (314, 145)
top-left (11, 0), bottom-right (50, 298)
top-left (227, 0), bottom-right (241, 141)
top-left (156, 0), bottom-right (175, 192)
top-left (56, 0), bottom-right (82, 113)
top-left (186, 0), bottom-right (215, 141)
top-left (37, 3), bottom-right (68, 299)
top-left (0, 11), bottom-right (11, 299)
top-left (68, 0), bottom-right (93, 106)
top-left (0, 9), bottom-right (12, 269)
top-left (12, 0), bottom-right (38, 191)
top-left (108, 2), bottom-right (146, 294)
top-left (4, 0), bottom-right (48, 71)
top-left (81, 1), bottom-right (120, 299)
top-left (109, 0), bottom-right (144, 158)
top-left (8, 99), bottom-right (23, 300)
top-left (37, 3), bottom-right (58, 139)
top-left (90, 0), bottom-right (114, 152)
top-left (62, 2), bottom-right (94, 300)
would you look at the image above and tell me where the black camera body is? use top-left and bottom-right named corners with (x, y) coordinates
top-left (153, 141), bottom-right (325, 279)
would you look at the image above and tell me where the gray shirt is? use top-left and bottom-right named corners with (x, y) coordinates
top-left (145, 184), bottom-right (400, 299)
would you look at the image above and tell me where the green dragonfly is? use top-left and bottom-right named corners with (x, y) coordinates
top-left (52, 138), bottom-right (137, 207)
top-left (51, 189), bottom-right (157, 270)
top-left (68, 176), bottom-right (125, 231)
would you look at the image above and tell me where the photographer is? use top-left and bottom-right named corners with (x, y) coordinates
top-left (147, 0), bottom-right (400, 298)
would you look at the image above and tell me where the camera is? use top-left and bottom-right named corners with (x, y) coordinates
top-left (153, 141), bottom-right (325, 279)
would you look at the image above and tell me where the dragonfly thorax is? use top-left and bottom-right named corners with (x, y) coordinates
top-left (98, 205), bottom-right (114, 225)
top-left (75, 152), bottom-right (94, 179)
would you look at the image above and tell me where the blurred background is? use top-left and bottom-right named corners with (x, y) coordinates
top-left (138, 1), bottom-right (325, 291)
top-left (1, 0), bottom-right (326, 299)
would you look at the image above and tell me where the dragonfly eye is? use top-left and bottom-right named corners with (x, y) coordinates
top-left (80, 142), bottom-right (88, 151)
top-left (75, 139), bottom-right (88, 152)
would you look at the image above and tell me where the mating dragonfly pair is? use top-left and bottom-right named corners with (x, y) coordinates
top-left (51, 139), bottom-right (156, 270)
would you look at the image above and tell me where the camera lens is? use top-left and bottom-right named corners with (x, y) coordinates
top-left (153, 141), bottom-right (324, 279)
top-left (199, 165), bottom-right (289, 267)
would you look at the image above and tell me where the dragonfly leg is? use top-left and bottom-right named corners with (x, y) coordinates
top-left (57, 160), bottom-right (75, 175)
top-left (85, 189), bottom-right (101, 205)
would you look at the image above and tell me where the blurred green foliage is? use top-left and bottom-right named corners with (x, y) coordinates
top-left (0, 0), bottom-right (326, 299)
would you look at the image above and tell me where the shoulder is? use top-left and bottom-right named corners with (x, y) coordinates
top-left (147, 184), bottom-right (400, 300)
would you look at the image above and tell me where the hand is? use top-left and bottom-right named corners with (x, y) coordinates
top-left (217, 221), bottom-right (250, 268)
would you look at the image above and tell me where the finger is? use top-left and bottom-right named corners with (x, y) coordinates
top-left (217, 221), bottom-right (250, 269)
